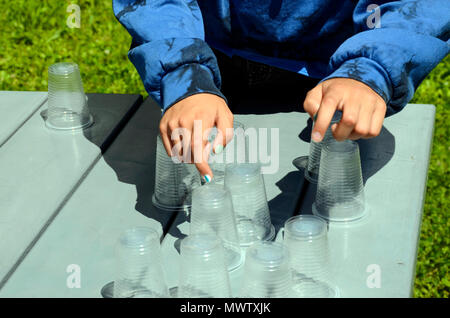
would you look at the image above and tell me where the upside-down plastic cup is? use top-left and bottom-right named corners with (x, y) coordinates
top-left (283, 215), bottom-right (338, 298)
top-left (177, 233), bottom-right (232, 298)
top-left (113, 227), bottom-right (169, 298)
top-left (304, 111), bottom-right (342, 183)
top-left (190, 184), bottom-right (243, 271)
top-left (152, 135), bottom-right (202, 212)
top-left (312, 139), bottom-right (365, 222)
top-left (224, 163), bottom-right (275, 246)
top-left (239, 241), bottom-right (292, 298)
top-left (46, 62), bottom-right (93, 130)
top-left (208, 121), bottom-right (247, 185)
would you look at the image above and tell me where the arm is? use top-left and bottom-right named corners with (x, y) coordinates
top-left (305, 0), bottom-right (450, 141)
top-left (113, 0), bottom-right (233, 181)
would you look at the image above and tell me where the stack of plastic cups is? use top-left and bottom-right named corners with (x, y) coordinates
top-left (152, 135), bottom-right (201, 212)
top-left (239, 241), bottom-right (292, 298)
top-left (224, 163), bottom-right (275, 246)
top-left (190, 184), bottom-right (243, 271)
top-left (177, 233), bottom-right (232, 298)
top-left (208, 121), bottom-right (247, 185)
top-left (304, 111), bottom-right (342, 183)
top-left (313, 139), bottom-right (365, 222)
top-left (113, 227), bottom-right (169, 298)
top-left (46, 62), bottom-right (93, 130)
top-left (283, 215), bottom-right (338, 298)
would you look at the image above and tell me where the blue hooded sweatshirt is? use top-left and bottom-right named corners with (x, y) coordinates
top-left (112, 0), bottom-right (449, 116)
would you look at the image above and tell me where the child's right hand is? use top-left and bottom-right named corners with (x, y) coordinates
top-left (159, 93), bottom-right (234, 182)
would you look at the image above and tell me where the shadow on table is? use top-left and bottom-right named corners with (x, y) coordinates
top-left (296, 122), bottom-right (396, 215)
top-left (298, 118), bottom-right (396, 185)
top-left (82, 96), bottom-right (187, 242)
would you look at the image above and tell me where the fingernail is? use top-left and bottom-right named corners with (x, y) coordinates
top-left (214, 144), bottom-right (223, 154)
top-left (312, 131), bottom-right (322, 142)
top-left (203, 174), bottom-right (212, 183)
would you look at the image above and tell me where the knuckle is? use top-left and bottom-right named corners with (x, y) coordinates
top-left (342, 114), bottom-right (357, 126)
top-left (168, 120), bottom-right (178, 130)
top-left (354, 125), bottom-right (369, 136)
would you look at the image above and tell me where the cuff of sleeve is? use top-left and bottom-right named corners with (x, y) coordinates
top-left (321, 57), bottom-right (398, 116)
top-left (160, 63), bottom-right (228, 112)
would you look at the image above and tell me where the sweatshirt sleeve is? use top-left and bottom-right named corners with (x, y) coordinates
top-left (322, 0), bottom-right (450, 116)
top-left (112, 0), bottom-right (226, 112)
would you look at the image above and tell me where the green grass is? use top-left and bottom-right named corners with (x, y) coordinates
top-left (0, 0), bottom-right (448, 297)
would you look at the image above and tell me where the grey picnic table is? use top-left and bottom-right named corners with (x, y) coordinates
top-left (0, 91), bottom-right (435, 298)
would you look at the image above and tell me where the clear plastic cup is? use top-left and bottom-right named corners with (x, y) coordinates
top-left (304, 111), bottom-right (342, 183)
top-left (177, 233), bottom-right (232, 298)
top-left (113, 227), bottom-right (169, 298)
top-left (208, 121), bottom-right (247, 185)
top-left (152, 135), bottom-right (202, 212)
top-left (190, 184), bottom-right (243, 271)
top-left (46, 62), bottom-right (93, 130)
top-left (239, 241), bottom-right (292, 298)
top-left (224, 163), bottom-right (275, 246)
top-left (283, 215), bottom-right (338, 298)
top-left (312, 139), bottom-right (365, 222)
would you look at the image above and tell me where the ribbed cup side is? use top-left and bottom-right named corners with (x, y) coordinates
top-left (305, 111), bottom-right (342, 183)
top-left (114, 227), bottom-right (169, 298)
top-left (225, 164), bottom-right (274, 246)
top-left (178, 234), bottom-right (231, 298)
top-left (314, 140), bottom-right (365, 222)
top-left (210, 121), bottom-right (248, 185)
top-left (190, 185), bottom-right (242, 271)
top-left (153, 136), bottom-right (201, 210)
top-left (240, 242), bottom-right (292, 298)
top-left (285, 235), bottom-right (335, 298)
top-left (47, 62), bottom-right (92, 130)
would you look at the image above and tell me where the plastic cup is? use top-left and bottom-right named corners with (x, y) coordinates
top-left (239, 241), bottom-right (292, 298)
top-left (46, 62), bottom-right (93, 130)
top-left (224, 163), bottom-right (275, 246)
top-left (312, 139), bottom-right (365, 222)
top-left (152, 135), bottom-right (202, 212)
top-left (177, 233), bottom-right (232, 298)
top-left (113, 227), bottom-right (169, 298)
top-left (190, 184), bottom-right (243, 271)
top-left (304, 111), bottom-right (342, 183)
top-left (208, 121), bottom-right (247, 185)
top-left (283, 215), bottom-right (338, 298)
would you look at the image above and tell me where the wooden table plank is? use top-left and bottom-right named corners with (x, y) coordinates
top-left (0, 98), bottom-right (176, 297)
top-left (160, 111), bottom-right (311, 296)
top-left (0, 93), bottom-right (142, 288)
top-left (0, 91), bottom-right (47, 147)
top-left (297, 104), bottom-right (435, 297)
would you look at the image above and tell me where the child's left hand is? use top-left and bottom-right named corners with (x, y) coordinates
top-left (303, 78), bottom-right (387, 142)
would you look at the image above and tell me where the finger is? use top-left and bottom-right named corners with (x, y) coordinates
top-left (213, 111), bottom-right (234, 154)
top-left (159, 122), bottom-right (173, 157)
top-left (195, 142), bottom-right (213, 182)
top-left (365, 101), bottom-right (386, 139)
top-left (311, 91), bottom-right (341, 142)
top-left (303, 84), bottom-right (323, 119)
top-left (192, 119), bottom-right (214, 181)
top-left (332, 100), bottom-right (361, 141)
top-left (351, 102), bottom-right (375, 140)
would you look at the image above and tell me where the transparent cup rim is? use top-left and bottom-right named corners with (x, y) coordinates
top-left (245, 241), bottom-right (289, 269)
top-left (284, 215), bottom-right (327, 240)
top-left (48, 62), bottom-right (79, 76)
top-left (322, 139), bottom-right (358, 154)
top-left (181, 233), bottom-right (224, 256)
top-left (118, 226), bottom-right (160, 249)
